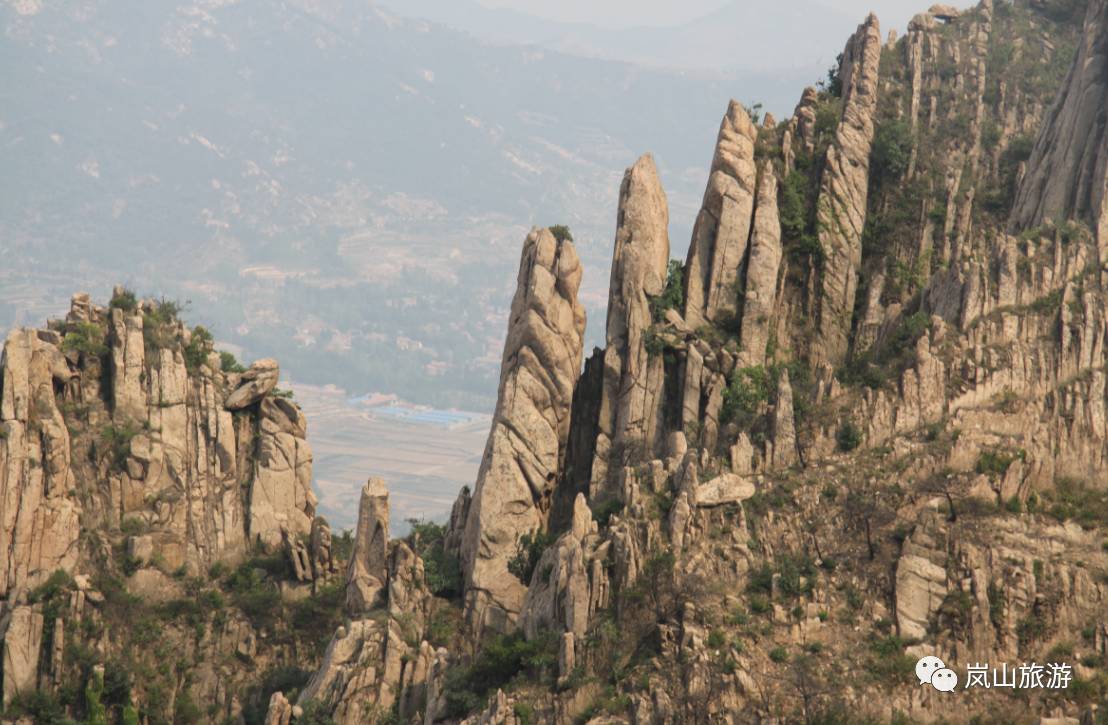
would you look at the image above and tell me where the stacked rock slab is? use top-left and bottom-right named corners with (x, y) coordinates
top-left (683, 101), bottom-right (758, 329)
top-left (590, 154), bottom-right (671, 494)
top-left (460, 228), bottom-right (586, 635)
top-left (812, 13), bottom-right (882, 368)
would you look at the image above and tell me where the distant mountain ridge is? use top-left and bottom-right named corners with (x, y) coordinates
top-left (381, 0), bottom-right (856, 74)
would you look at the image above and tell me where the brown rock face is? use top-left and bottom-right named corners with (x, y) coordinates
top-left (737, 161), bottom-right (783, 368)
top-left (225, 358), bottom-right (280, 410)
top-left (591, 154), bottom-right (671, 492)
top-left (812, 13), bottom-right (882, 368)
top-left (2, 606), bottom-right (43, 707)
top-left (0, 329), bottom-right (80, 599)
top-left (684, 100), bottom-right (759, 328)
top-left (249, 395), bottom-right (316, 548)
top-left (460, 228), bottom-right (586, 635)
top-left (346, 477), bottom-right (390, 613)
top-left (1010, 0), bottom-right (1108, 255)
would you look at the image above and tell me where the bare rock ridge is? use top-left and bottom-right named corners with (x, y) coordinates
top-left (458, 227), bottom-right (586, 635)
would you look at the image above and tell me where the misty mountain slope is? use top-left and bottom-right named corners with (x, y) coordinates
top-left (1, 0), bottom-right (747, 406)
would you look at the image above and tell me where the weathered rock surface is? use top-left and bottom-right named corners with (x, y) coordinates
top-left (249, 395), bottom-right (316, 548)
top-left (737, 160), bottom-right (783, 368)
top-left (812, 13), bottom-right (882, 367)
top-left (684, 100), bottom-right (758, 328)
top-left (0, 329), bottom-right (80, 599)
top-left (346, 478), bottom-right (390, 613)
top-left (1010, 0), bottom-right (1108, 259)
top-left (460, 227), bottom-right (586, 635)
top-left (225, 358), bottom-right (280, 410)
top-left (294, 482), bottom-right (433, 725)
top-left (1, 606), bottom-right (43, 706)
top-left (591, 154), bottom-right (671, 492)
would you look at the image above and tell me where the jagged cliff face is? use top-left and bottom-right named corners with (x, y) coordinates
top-left (0, 290), bottom-right (337, 721)
top-left (281, 0), bottom-right (1108, 722)
top-left (8, 0), bottom-right (1108, 723)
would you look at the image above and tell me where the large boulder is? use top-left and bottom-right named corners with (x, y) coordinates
top-left (225, 358), bottom-right (280, 410)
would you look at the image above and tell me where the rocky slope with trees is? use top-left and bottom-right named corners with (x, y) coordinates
top-left (5, 0), bottom-right (1108, 722)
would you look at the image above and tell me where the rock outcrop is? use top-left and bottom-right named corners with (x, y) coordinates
top-left (590, 154), bottom-right (671, 493)
top-left (460, 227), bottom-right (587, 635)
top-left (346, 477), bottom-right (390, 613)
top-left (0, 290), bottom-right (323, 714)
top-left (684, 100), bottom-right (758, 328)
top-left (812, 13), bottom-right (882, 368)
top-left (291, 481), bottom-right (434, 725)
top-left (0, 329), bottom-right (80, 599)
top-left (737, 160), bottom-right (783, 368)
top-left (1010, 0), bottom-right (1108, 258)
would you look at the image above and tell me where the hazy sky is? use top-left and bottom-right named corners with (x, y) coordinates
top-left (477, 0), bottom-right (926, 33)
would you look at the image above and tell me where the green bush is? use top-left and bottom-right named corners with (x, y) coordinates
top-left (223, 562), bottom-right (281, 629)
top-left (2, 690), bottom-right (67, 722)
top-left (650, 260), bottom-right (685, 322)
top-left (769, 646), bottom-right (789, 663)
top-left (507, 530), bottom-right (555, 584)
top-left (591, 498), bottom-right (624, 527)
top-left (110, 288), bottom-right (138, 312)
top-left (864, 635), bottom-right (917, 684)
top-left (408, 520), bottom-right (463, 598)
top-left (721, 366), bottom-right (772, 428)
top-left (548, 225), bottom-right (573, 243)
top-left (975, 449), bottom-right (1022, 477)
top-left (100, 421), bottom-right (141, 471)
top-left (62, 322), bottom-right (108, 357)
top-left (184, 326), bottom-right (214, 371)
top-left (443, 632), bottom-right (557, 717)
top-left (870, 120), bottom-right (913, 187)
top-left (780, 170), bottom-right (809, 241)
top-left (1040, 477), bottom-right (1108, 529)
top-left (220, 351), bottom-right (246, 373)
top-left (836, 422), bottom-right (861, 452)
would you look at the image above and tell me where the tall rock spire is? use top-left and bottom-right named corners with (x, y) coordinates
top-left (737, 160), bottom-right (784, 368)
top-left (811, 13), bottom-right (882, 369)
top-left (460, 227), bottom-right (586, 635)
top-left (684, 101), bottom-right (759, 329)
top-left (591, 154), bottom-right (671, 491)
